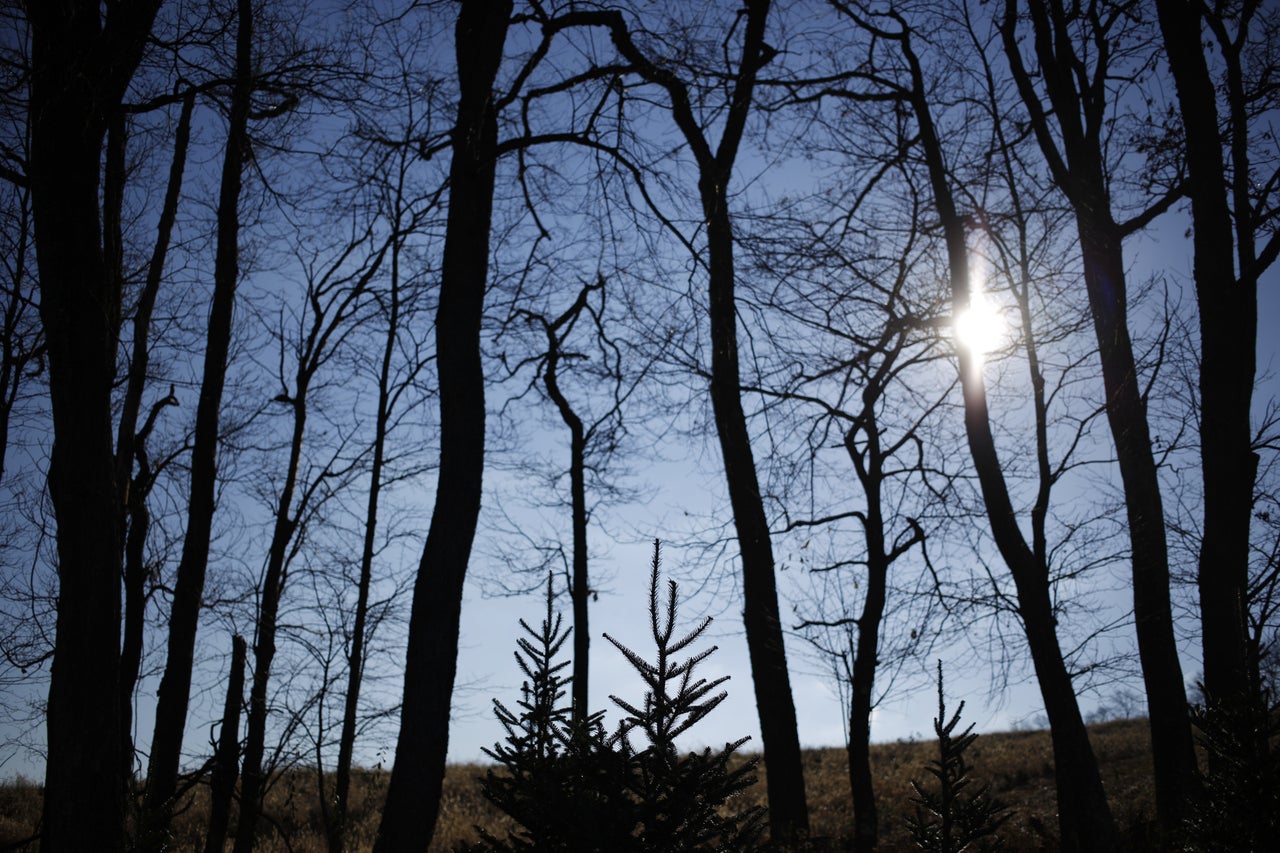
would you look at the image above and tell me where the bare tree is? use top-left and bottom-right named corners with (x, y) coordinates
top-left (1155, 0), bottom-right (1280, 708)
top-left (527, 2), bottom-right (811, 838)
top-left (115, 89), bottom-right (194, 790)
top-left (998, 0), bottom-right (1198, 834)
top-left (843, 6), bottom-right (1124, 847)
top-left (22, 2), bottom-right (163, 848)
top-left (500, 274), bottom-right (643, 726)
top-left (140, 3), bottom-right (252, 831)
top-left (373, 3), bottom-right (513, 849)
top-left (734, 140), bottom-right (959, 849)
top-left (325, 125), bottom-right (440, 853)
top-left (233, 204), bottom-right (396, 853)
top-left (0, 176), bottom-right (40, 486)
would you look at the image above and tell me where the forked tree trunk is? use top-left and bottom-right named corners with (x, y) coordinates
top-left (25, 2), bottom-right (162, 849)
top-left (538, 286), bottom-right (595, 726)
top-left (999, 0), bottom-right (1198, 836)
top-left (1155, 0), bottom-right (1258, 709)
top-left (841, 401), bottom-right (906, 853)
top-left (586, 1), bottom-right (811, 839)
top-left (373, 2), bottom-right (512, 848)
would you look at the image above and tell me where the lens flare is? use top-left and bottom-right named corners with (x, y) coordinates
top-left (955, 293), bottom-right (1004, 356)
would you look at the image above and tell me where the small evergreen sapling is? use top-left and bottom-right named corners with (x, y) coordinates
top-left (906, 662), bottom-right (1009, 853)
top-left (476, 577), bottom-right (631, 850)
top-left (1181, 689), bottom-right (1280, 851)
top-left (604, 541), bottom-right (765, 850)
top-left (473, 541), bottom-right (764, 852)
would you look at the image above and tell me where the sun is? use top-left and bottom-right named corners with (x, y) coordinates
top-left (955, 292), bottom-right (1005, 356)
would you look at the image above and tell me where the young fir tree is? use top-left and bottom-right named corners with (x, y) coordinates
top-left (476, 576), bottom-right (633, 850)
top-left (1181, 689), bottom-right (1280, 851)
top-left (473, 541), bottom-right (764, 852)
top-left (906, 662), bottom-right (1009, 853)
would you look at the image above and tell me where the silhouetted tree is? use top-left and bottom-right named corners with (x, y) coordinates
top-left (116, 88), bottom-right (193, 792)
top-left (907, 663), bottom-right (1010, 853)
top-left (142, 3), bottom-right (252, 844)
top-left (536, 2), bottom-right (811, 839)
top-left (476, 544), bottom-right (765, 852)
top-left (865, 6), bottom-right (1122, 847)
top-left (999, 0), bottom-right (1198, 833)
top-left (1156, 0), bottom-right (1280, 711)
top-left (502, 274), bottom-right (642, 726)
top-left (23, 1), bottom-right (163, 848)
top-left (203, 634), bottom-right (246, 853)
top-left (233, 198), bottom-right (397, 853)
top-left (374, 3), bottom-right (514, 848)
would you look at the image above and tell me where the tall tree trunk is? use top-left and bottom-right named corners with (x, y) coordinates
top-left (118, 88), bottom-right (195, 787)
top-left (143, 3), bottom-right (252, 846)
top-left (546, 5), bottom-right (809, 836)
top-left (700, 143), bottom-right (811, 853)
top-left (626, 0), bottom-right (811, 838)
top-left (703, 174), bottom-right (812, 843)
top-left (373, 2), bottom-right (511, 848)
top-left (25, 2), bottom-right (161, 849)
top-left (205, 635), bottom-right (247, 853)
top-left (329, 222), bottom-right (405, 853)
top-left (999, 1), bottom-right (1198, 836)
top-left (1075, 216), bottom-right (1200, 831)
top-left (232, 392), bottom-right (308, 853)
top-left (1155, 0), bottom-right (1257, 708)
top-left (905, 33), bottom-right (1120, 852)
top-left (841, 401), bottom-right (904, 853)
top-left (540, 296), bottom-right (591, 726)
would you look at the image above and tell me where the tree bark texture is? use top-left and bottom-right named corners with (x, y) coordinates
top-left (374, 2), bottom-right (511, 848)
top-left (144, 3), bottom-right (252, 846)
top-left (25, 2), bottom-right (162, 849)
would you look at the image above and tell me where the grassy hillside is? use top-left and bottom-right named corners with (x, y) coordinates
top-left (0, 718), bottom-right (1157, 851)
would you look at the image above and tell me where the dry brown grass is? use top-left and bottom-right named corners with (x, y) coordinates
top-left (0, 718), bottom-right (1157, 851)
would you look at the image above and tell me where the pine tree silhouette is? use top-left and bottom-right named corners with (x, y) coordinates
top-left (906, 662), bottom-right (1009, 853)
top-left (472, 541), bottom-right (763, 852)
